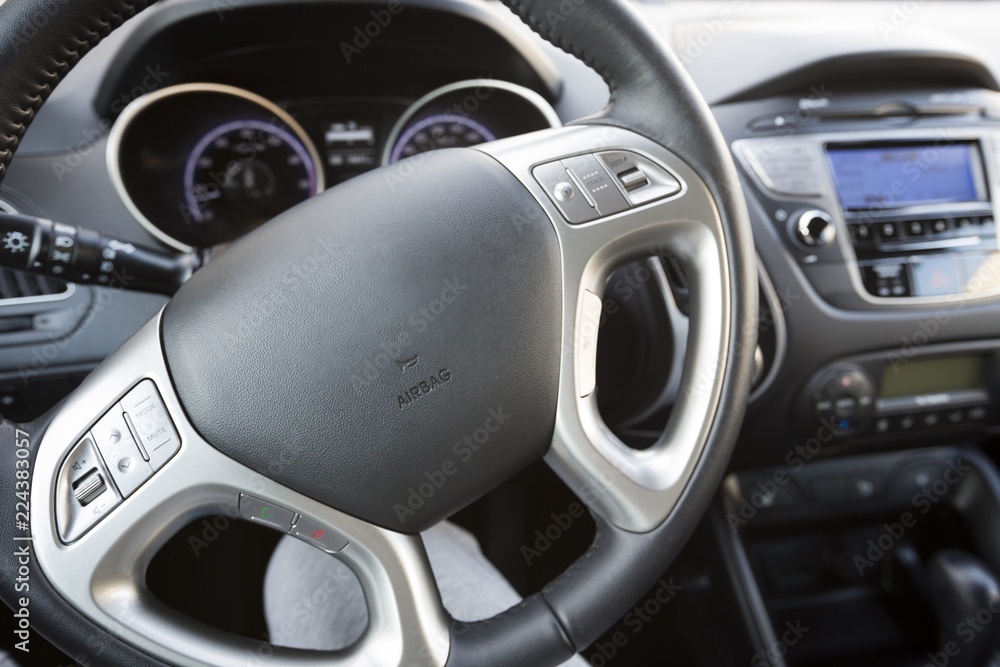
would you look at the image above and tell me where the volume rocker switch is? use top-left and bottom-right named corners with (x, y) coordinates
top-left (56, 436), bottom-right (122, 543)
top-left (73, 470), bottom-right (106, 506)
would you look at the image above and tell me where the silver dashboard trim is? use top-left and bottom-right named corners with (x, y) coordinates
top-left (106, 82), bottom-right (326, 253)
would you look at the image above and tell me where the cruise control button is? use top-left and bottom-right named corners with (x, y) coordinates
top-left (291, 515), bottom-right (349, 553)
top-left (533, 160), bottom-right (598, 224)
top-left (562, 154), bottom-right (630, 216)
top-left (239, 494), bottom-right (295, 531)
top-left (121, 380), bottom-right (180, 470)
top-left (91, 406), bottom-right (154, 497)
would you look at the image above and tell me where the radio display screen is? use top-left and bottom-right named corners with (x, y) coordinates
top-left (881, 356), bottom-right (985, 398)
top-left (827, 142), bottom-right (986, 211)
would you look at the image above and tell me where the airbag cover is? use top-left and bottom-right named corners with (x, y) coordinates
top-left (162, 149), bottom-right (562, 532)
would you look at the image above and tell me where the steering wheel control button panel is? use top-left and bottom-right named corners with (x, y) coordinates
top-left (56, 437), bottom-right (122, 543)
top-left (291, 515), bottom-right (349, 553)
top-left (238, 494), bottom-right (350, 552)
top-left (55, 379), bottom-right (182, 543)
top-left (121, 380), bottom-right (181, 470)
top-left (597, 151), bottom-right (683, 206)
top-left (91, 407), bottom-right (154, 497)
top-left (534, 150), bottom-right (685, 224)
top-left (238, 494), bottom-right (296, 531)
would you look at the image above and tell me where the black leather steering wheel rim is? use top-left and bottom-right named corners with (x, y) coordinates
top-left (0, 0), bottom-right (757, 665)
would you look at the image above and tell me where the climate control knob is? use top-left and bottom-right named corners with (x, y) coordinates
top-left (794, 209), bottom-right (836, 248)
top-left (810, 364), bottom-right (876, 436)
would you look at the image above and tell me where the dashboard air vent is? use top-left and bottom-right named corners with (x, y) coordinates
top-left (0, 269), bottom-right (69, 301)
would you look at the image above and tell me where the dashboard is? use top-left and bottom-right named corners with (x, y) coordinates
top-left (2, 0), bottom-right (1000, 477)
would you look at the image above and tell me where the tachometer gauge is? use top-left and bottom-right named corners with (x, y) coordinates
top-left (183, 120), bottom-right (319, 227)
top-left (109, 83), bottom-right (324, 250)
top-left (389, 114), bottom-right (497, 162)
top-left (385, 79), bottom-right (560, 165)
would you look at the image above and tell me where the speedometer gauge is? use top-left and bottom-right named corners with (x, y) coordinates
top-left (109, 83), bottom-right (324, 250)
top-left (183, 120), bottom-right (319, 228)
top-left (389, 114), bottom-right (497, 163)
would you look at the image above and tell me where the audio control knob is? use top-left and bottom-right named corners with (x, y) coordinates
top-left (793, 209), bottom-right (836, 248)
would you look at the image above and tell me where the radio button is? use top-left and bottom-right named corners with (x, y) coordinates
top-left (850, 223), bottom-right (874, 245)
top-left (878, 222), bottom-right (900, 241)
top-left (899, 415), bottom-right (916, 430)
top-left (874, 417), bottom-right (891, 433)
top-left (955, 217), bottom-right (977, 235)
top-left (968, 406), bottom-right (989, 421)
top-left (905, 220), bottom-right (929, 238)
top-left (922, 412), bottom-right (941, 427)
top-left (931, 218), bottom-right (951, 236)
top-left (946, 410), bottom-right (965, 425)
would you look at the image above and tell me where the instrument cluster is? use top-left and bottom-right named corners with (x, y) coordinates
top-left (110, 79), bottom-right (559, 250)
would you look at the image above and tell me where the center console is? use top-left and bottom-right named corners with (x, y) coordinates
top-left (711, 81), bottom-right (1000, 667)
top-left (733, 127), bottom-right (1000, 308)
top-left (718, 446), bottom-right (1000, 667)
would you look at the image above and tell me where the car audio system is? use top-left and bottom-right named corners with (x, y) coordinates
top-left (797, 342), bottom-right (1000, 440)
top-left (733, 129), bottom-right (1000, 306)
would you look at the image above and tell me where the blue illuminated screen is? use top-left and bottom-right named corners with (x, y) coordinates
top-left (827, 143), bottom-right (985, 211)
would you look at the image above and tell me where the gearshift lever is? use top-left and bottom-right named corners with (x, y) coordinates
top-left (925, 549), bottom-right (1000, 667)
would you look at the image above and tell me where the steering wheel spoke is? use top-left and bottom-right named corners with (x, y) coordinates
top-left (480, 125), bottom-right (734, 533)
top-left (31, 314), bottom-right (450, 667)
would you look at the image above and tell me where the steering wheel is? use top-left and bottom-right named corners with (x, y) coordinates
top-left (0, 0), bottom-right (756, 664)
